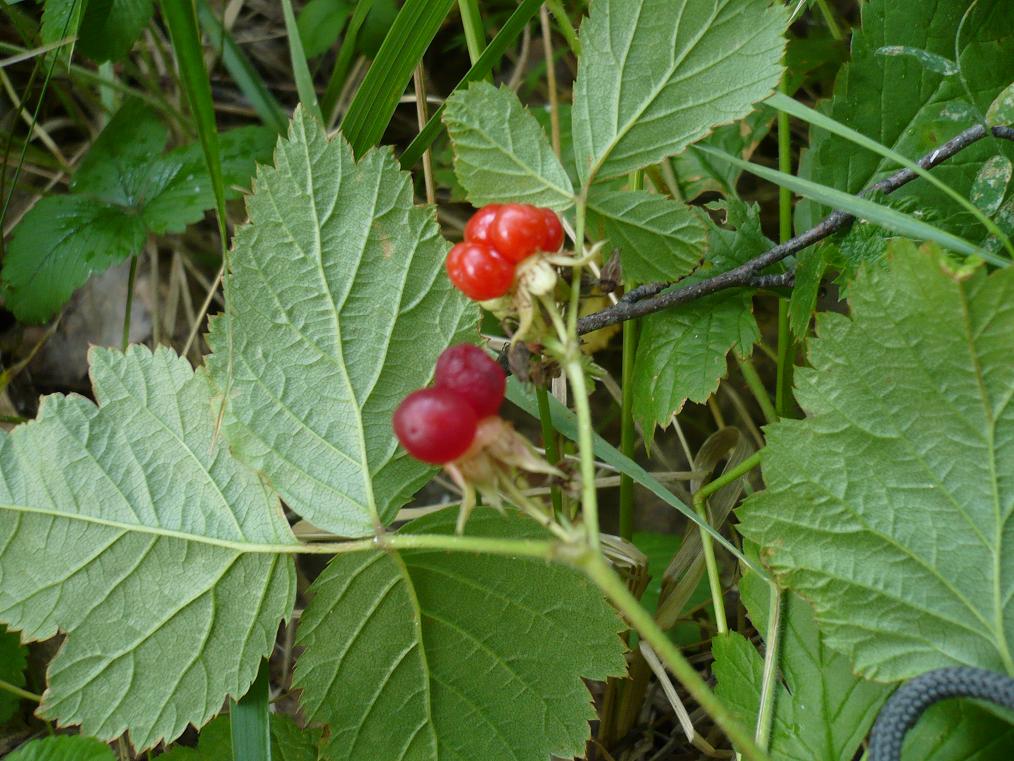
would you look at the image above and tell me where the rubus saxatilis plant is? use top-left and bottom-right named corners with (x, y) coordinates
top-left (3, 0), bottom-right (1014, 759)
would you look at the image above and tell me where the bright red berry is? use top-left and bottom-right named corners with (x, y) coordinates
top-left (541, 208), bottom-right (564, 252)
top-left (445, 242), bottom-right (515, 301)
top-left (464, 204), bottom-right (502, 246)
top-left (434, 344), bottom-right (506, 418)
top-left (490, 203), bottom-right (551, 263)
top-left (393, 388), bottom-right (478, 464)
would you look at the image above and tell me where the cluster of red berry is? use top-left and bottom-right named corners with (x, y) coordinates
top-left (445, 203), bottom-right (564, 300)
top-left (393, 344), bottom-right (507, 464)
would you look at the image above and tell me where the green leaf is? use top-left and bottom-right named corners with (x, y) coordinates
top-left (0, 345), bottom-right (297, 748)
top-left (970, 155), bottom-right (1013, 217)
top-left (443, 82), bottom-right (574, 210)
top-left (230, 660), bottom-right (271, 761)
top-left (0, 626), bottom-right (28, 723)
top-left (714, 572), bottom-right (891, 761)
top-left (341, 0), bottom-right (456, 155)
top-left (588, 189), bottom-right (706, 284)
top-left (902, 699), bottom-right (1014, 761)
top-left (297, 0), bottom-right (351, 58)
top-left (6, 736), bottom-right (115, 761)
top-left (798, 0), bottom-right (1014, 242)
top-left (987, 81), bottom-right (1014, 127)
top-left (787, 247), bottom-right (827, 338)
top-left (77, 0), bottom-right (154, 61)
top-left (160, 714), bottom-right (323, 761)
top-left (206, 108), bottom-right (475, 538)
top-left (40, 0), bottom-right (84, 61)
top-left (281, 0), bottom-right (323, 123)
top-left (571, 0), bottom-right (787, 182)
top-left (739, 241), bottom-right (1014, 681)
top-left (293, 508), bottom-right (627, 761)
top-left (1, 101), bottom-right (272, 322)
top-left (2, 196), bottom-right (147, 323)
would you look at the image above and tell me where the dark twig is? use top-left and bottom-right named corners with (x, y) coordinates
top-left (577, 124), bottom-right (1013, 334)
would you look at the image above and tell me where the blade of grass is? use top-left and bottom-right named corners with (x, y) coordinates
top-left (695, 145), bottom-right (1004, 264)
top-left (280, 0), bottom-right (323, 123)
top-left (767, 91), bottom-right (1014, 258)
top-left (341, 0), bottom-right (457, 155)
top-left (321, 0), bottom-right (377, 121)
top-left (198, 0), bottom-right (288, 133)
top-left (399, 0), bottom-right (543, 169)
top-left (230, 658), bottom-right (272, 761)
top-left (506, 378), bottom-right (768, 579)
top-left (457, 0), bottom-right (486, 65)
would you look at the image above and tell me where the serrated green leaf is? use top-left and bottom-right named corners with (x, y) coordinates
top-left (970, 155), bottom-right (1013, 217)
top-left (714, 572), bottom-right (891, 761)
top-left (571, 0), bottom-right (786, 182)
top-left (987, 81), bottom-right (1014, 127)
top-left (293, 508), bottom-right (626, 761)
top-left (798, 0), bottom-right (1014, 242)
top-left (77, 0), bottom-right (154, 61)
top-left (0, 625), bottom-right (28, 723)
top-left (739, 241), bottom-right (1014, 681)
top-left (443, 82), bottom-right (574, 210)
top-left (160, 714), bottom-right (323, 761)
top-left (902, 699), bottom-right (1014, 760)
top-left (6, 736), bottom-right (115, 761)
top-left (207, 108), bottom-right (475, 537)
top-left (0, 345), bottom-right (297, 749)
top-left (588, 189), bottom-right (706, 284)
top-left (1, 101), bottom-right (272, 322)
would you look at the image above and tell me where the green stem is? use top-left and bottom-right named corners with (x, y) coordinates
top-left (566, 358), bottom-right (601, 553)
top-left (735, 354), bottom-right (777, 426)
top-left (755, 584), bottom-right (784, 750)
top-left (0, 678), bottom-right (40, 703)
top-left (813, 0), bottom-right (844, 40)
top-left (775, 73), bottom-right (795, 418)
top-left (122, 255), bottom-right (138, 351)
top-left (535, 384), bottom-right (564, 516)
top-left (580, 555), bottom-right (770, 761)
top-left (697, 451), bottom-right (763, 502)
top-left (544, 0), bottom-right (581, 57)
top-left (618, 314), bottom-right (638, 540)
top-left (775, 301), bottom-right (794, 418)
top-left (694, 498), bottom-right (728, 634)
top-left (457, 0), bottom-right (486, 66)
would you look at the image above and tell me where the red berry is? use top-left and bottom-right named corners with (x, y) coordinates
top-left (464, 204), bottom-right (502, 245)
top-left (490, 203), bottom-right (550, 263)
top-left (393, 388), bottom-right (477, 464)
top-left (541, 208), bottom-right (564, 252)
top-left (445, 242), bottom-right (515, 301)
top-left (434, 344), bottom-right (506, 418)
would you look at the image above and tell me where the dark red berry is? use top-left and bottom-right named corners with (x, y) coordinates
top-left (464, 204), bottom-right (502, 246)
top-left (541, 208), bottom-right (564, 252)
top-left (490, 203), bottom-right (550, 263)
top-left (393, 388), bottom-right (478, 464)
top-left (445, 242), bottom-right (515, 301)
top-left (434, 344), bottom-right (506, 418)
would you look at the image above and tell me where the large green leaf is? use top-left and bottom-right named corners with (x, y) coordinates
top-left (713, 571), bottom-right (890, 760)
top-left (571, 0), bottom-right (786, 183)
top-left (293, 508), bottom-right (626, 761)
top-left (739, 242), bottom-right (1014, 681)
top-left (78, 0), bottom-right (154, 61)
top-left (1, 100), bottom-right (272, 322)
top-left (797, 0), bottom-right (1014, 242)
top-left (7, 736), bottom-right (114, 761)
top-left (207, 108), bottom-right (475, 537)
top-left (0, 346), bottom-right (297, 749)
top-left (0, 625), bottom-right (28, 723)
top-left (443, 82), bottom-right (574, 211)
top-left (588, 188), bottom-right (706, 284)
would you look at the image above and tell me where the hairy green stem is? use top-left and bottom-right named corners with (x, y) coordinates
top-left (695, 497), bottom-right (728, 634)
top-left (544, 0), bottom-right (581, 57)
top-left (580, 554), bottom-right (770, 761)
top-left (755, 585), bottom-right (784, 749)
top-left (814, 0), bottom-right (844, 40)
top-left (535, 384), bottom-right (564, 516)
top-left (122, 255), bottom-right (139, 351)
top-left (566, 358), bottom-right (601, 552)
top-left (735, 355), bottom-right (777, 425)
top-left (0, 677), bottom-right (40, 703)
top-left (618, 314), bottom-right (638, 540)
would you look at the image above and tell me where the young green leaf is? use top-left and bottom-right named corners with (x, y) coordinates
top-left (0, 626), bottom-right (28, 723)
top-left (443, 82), bottom-right (574, 210)
top-left (739, 241), bottom-right (1014, 681)
top-left (970, 155), bottom-right (1013, 217)
top-left (571, 0), bottom-right (787, 183)
top-left (293, 508), bottom-right (627, 761)
top-left (0, 345), bottom-right (297, 749)
top-left (6, 736), bottom-right (115, 761)
top-left (797, 0), bottom-right (1014, 242)
top-left (206, 108), bottom-right (475, 538)
top-left (588, 188), bottom-right (706, 284)
top-left (713, 572), bottom-right (891, 761)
